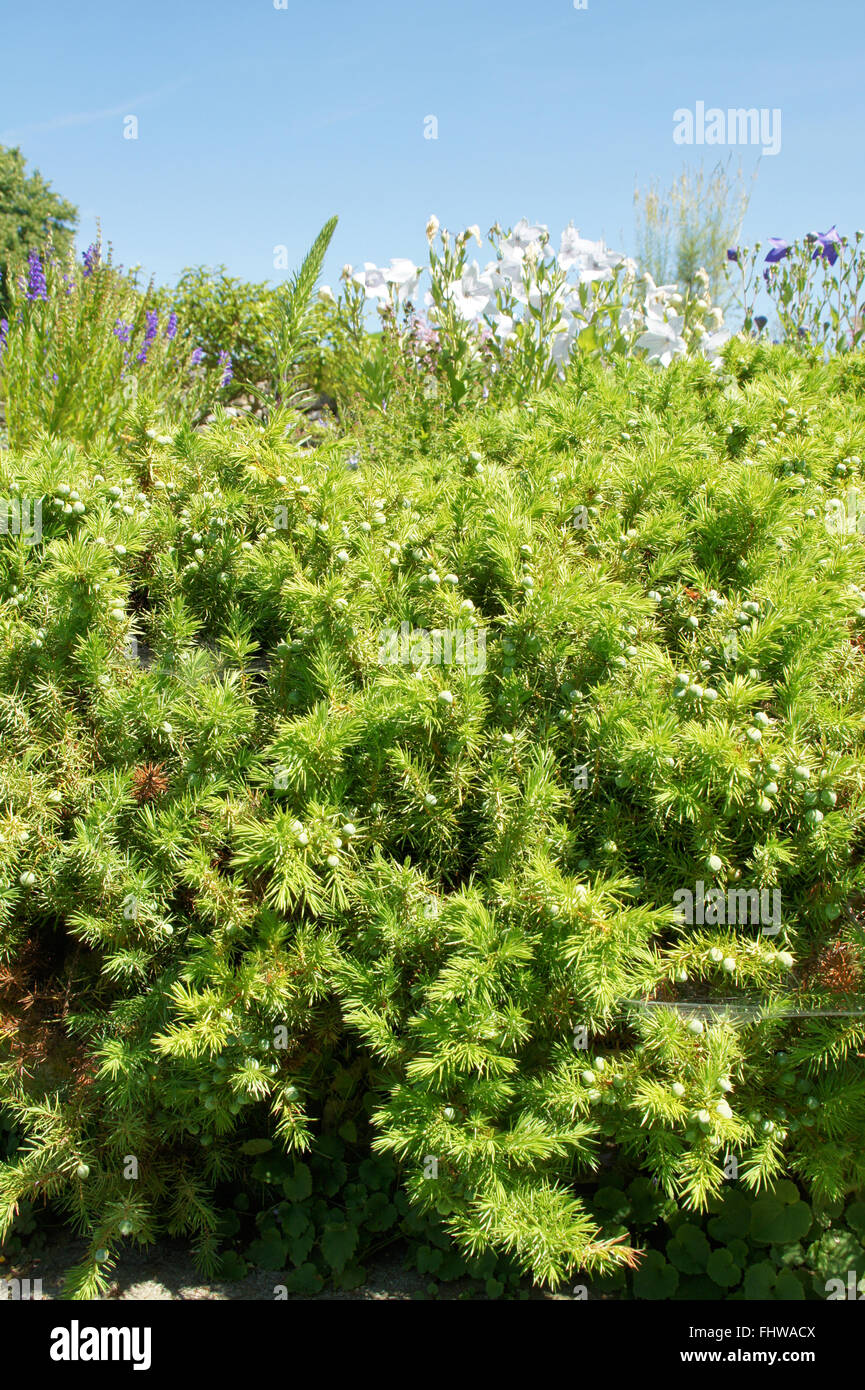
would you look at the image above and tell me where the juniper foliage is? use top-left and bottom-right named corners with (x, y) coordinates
top-left (1, 341), bottom-right (864, 1295)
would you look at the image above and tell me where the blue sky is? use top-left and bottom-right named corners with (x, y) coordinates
top-left (2, 0), bottom-right (862, 290)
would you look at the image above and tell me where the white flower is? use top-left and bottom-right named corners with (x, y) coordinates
top-left (426, 214), bottom-right (440, 243)
top-left (550, 315), bottom-right (578, 366)
top-left (698, 326), bottom-right (731, 363)
top-left (496, 241), bottom-right (526, 283)
top-left (559, 223), bottom-right (623, 282)
top-left (558, 224), bottom-right (600, 271)
top-left (384, 258), bottom-right (422, 301)
top-left (352, 263), bottom-right (391, 300)
top-left (465, 224), bottom-right (482, 247)
top-left (578, 245), bottom-right (623, 284)
top-left (318, 285), bottom-right (336, 304)
top-left (510, 218), bottom-right (548, 248)
top-left (643, 280), bottom-right (683, 320)
top-left (636, 310), bottom-right (687, 366)
top-left (445, 261), bottom-right (496, 320)
top-left (490, 312), bottom-right (516, 341)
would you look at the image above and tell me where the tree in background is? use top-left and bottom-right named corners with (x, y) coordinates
top-left (634, 158), bottom-right (753, 303)
top-left (0, 146), bottom-right (78, 311)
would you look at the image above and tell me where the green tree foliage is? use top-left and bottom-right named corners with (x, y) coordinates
top-left (0, 146), bottom-right (77, 311)
top-left (153, 265), bottom-right (277, 394)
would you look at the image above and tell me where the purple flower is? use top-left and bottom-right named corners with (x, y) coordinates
top-left (137, 309), bottom-right (159, 364)
top-left (26, 251), bottom-right (48, 301)
top-left (217, 350), bottom-right (233, 387)
top-left (764, 238), bottom-right (790, 264)
top-left (812, 226), bottom-right (842, 266)
top-left (727, 248), bottom-right (739, 263)
top-left (82, 243), bottom-right (101, 277)
top-left (754, 315), bottom-right (768, 331)
top-left (412, 316), bottom-right (439, 346)
top-left (114, 319), bottom-right (132, 343)
top-left (190, 347), bottom-right (204, 368)
top-left (0, 318), bottom-right (8, 358)
top-left (165, 312), bottom-right (178, 340)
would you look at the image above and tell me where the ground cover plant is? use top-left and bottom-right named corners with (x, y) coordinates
top-left (1, 214), bottom-right (865, 1300)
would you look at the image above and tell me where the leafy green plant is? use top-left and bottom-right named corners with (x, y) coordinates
top-left (257, 216), bottom-right (338, 412)
top-left (588, 1176), bottom-right (865, 1300)
top-left (728, 229), bottom-right (865, 353)
top-left (0, 240), bottom-right (226, 448)
top-left (220, 1136), bottom-right (519, 1295)
top-left (152, 266), bottom-right (278, 397)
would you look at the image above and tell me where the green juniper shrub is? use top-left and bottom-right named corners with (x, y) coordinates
top-left (0, 341), bottom-right (864, 1297)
